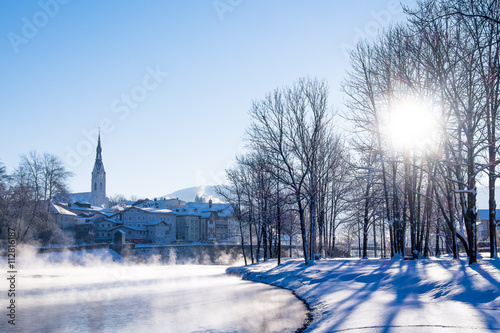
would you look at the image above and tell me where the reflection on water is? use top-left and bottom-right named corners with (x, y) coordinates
top-left (10, 265), bottom-right (306, 333)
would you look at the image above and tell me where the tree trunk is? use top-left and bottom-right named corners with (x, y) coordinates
top-left (254, 223), bottom-right (261, 262)
top-left (488, 160), bottom-right (498, 258)
top-left (277, 195), bottom-right (281, 265)
top-left (239, 219), bottom-right (247, 266)
top-left (249, 221), bottom-right (254, 264)
top-left (465, 147), bottom-right (477, 265)
top-left (297, 197), bottom-right (309, 265)
top-left (382, 218), bottom-right (386, 258)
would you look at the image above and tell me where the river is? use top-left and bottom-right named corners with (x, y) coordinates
top-left (5, 264), bottom-right (307, 333)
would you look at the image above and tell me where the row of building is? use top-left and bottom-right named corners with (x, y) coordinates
top-left (51, 199), bottom-right (239, 245)
top-left (51, 134), bottom-right (238, 245)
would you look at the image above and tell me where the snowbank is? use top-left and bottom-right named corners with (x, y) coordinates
top-left (227, 258), bottom-right (500, 332)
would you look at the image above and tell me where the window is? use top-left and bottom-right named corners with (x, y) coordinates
top-left (137, 216), bottom-right (140, 220)
top-left (129, 217), bottom-right (132, 221)
top-left (94, 183), bottom-right (97, 190)
top-left (100, 182), bottom-right (103, 190)
top-left (128, 231), bottom-right (131, 235)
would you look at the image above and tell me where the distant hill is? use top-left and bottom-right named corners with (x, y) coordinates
top-left (163, 186), bottom-right (224, 203)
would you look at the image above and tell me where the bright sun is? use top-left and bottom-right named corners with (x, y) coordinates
top-left (387, 99), bottom-right (437, 150)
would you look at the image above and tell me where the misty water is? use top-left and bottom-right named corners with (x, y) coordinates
top-left (8, 264), bottom-right (307, 333)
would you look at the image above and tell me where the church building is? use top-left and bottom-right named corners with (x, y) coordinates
top-left (65, 133), bottom-right (110, 208)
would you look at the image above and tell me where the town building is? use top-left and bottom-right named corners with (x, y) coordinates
top-left (93, 218), bottom-right (123, 243)
top-left (50, 201), bottom-right (115, 244)
top-left (174, 201), bottom-right (238, 243)
top-left (477, 209), bottom-right (500, 251)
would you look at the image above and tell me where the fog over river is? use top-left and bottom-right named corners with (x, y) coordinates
top-left (5, 263), bottom-right (307, 333)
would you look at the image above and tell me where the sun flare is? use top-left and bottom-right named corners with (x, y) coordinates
top-left (387, 99), bottom-right (437, 150)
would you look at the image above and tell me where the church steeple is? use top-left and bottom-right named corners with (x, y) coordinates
top-left (91, 131), bottom-right (108, 208)
top-left (96, 131), bottom-right (102, 160)
top-left (93, 131), bottom-right (104, 173)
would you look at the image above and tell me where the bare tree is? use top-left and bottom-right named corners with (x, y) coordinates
top-left (215, 162), bottom-right (249, 266)
top-left (9, 151), bottom-right (73, 244)
top-left (41, 153), bottom-right (73, 211)
top-left (108, 194), bottom-right (129, 207)
top-left (246, 77), bottom-right (336, 265)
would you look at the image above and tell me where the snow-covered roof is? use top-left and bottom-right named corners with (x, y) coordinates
top-left (56, 202), bottom-right (97, 211)
top-left (95, 218), bottom-right (123, 225)
top-left (132, 199), bottom-right (169, 207)
top-left (181, 202), bottom-right (233, 217)
top-left (110, 225), bottom-right (147, 232)
top-left (174, 207), bottom-right (201, 216)
top-left (109, 204), bottom-right (128, 211)
top-left (120, 206), bottom-right (174, 215)
top-left (58, 202), bottom-right (114, 216)
top-left (146, 220), bottom-right (168, 226)
top-left (94, 210), bottom-right (116, 218)
top-left (200, 211), bottom-right (214, 219)
top-left (140, 207), bottom-right (174, 214)
top-left (51, 204), bottom-right (77, 216)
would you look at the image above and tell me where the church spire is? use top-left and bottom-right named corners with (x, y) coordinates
top-left (96, 130), bottom-right (102, 160)
top-left (93, 130), bottom-right (104, 173)
top-left (91, 130), bottom-right (108, 208)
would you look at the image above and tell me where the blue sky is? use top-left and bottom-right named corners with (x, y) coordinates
top-left (0, 0), bottom-right (413, 198)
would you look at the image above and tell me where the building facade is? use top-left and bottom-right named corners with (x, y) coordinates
top-left (174, 201), bottom-right (237, 243)
top-left (477, 209), bottom-right (500, 251)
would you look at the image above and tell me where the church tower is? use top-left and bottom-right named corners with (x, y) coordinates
top-left (91, 132), bottom-right (108, 208)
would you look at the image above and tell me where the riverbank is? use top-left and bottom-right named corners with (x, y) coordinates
top-left (227, 257), bottom-right (500, 332)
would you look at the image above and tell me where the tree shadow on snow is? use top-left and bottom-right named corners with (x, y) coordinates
top-left (323, 259), bottom-right (500, 332)
top-left (448, 261), bottom-right (500, 331)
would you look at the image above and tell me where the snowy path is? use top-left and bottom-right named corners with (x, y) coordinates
top-left (227, 258), bottom-right (500, 332)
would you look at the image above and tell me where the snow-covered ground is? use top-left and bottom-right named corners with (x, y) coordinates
top-left (227, 257), bottom-right (500, 332)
